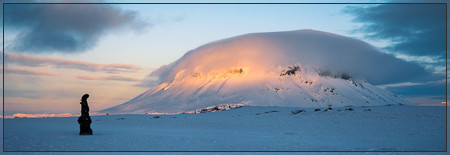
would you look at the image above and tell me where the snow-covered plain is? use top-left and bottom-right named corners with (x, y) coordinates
top-left (4, 105), bottom-right (446, 151)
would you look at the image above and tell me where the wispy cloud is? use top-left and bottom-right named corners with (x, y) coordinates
top-left (405, 96), bottom-right (446, 106)
top-left (376, 79), bottom-right (445, 89)
top-left (3, 67), bottom-right (60, 76)
top-left (378, 80), bottom-right (445, 106)
top-left (4, 4), bottom-right (149, 53)
top-left (384, 80), bottom-right (445, 97)
top-left (76, 75), bottom-right (142, 82)
top-left (5, 53), bottom-right (142, 74)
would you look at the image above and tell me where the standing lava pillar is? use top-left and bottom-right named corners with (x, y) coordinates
top-left (78, 94), bottom-right (93, 135)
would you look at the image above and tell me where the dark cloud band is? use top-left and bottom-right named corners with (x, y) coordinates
top-left (344, 4), bottom-right (446, 59)
top-left (5, 4), bottom-right (149, 53)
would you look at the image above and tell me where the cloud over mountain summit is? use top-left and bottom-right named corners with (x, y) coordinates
top-left (142, 29), bottom-right (432, 86)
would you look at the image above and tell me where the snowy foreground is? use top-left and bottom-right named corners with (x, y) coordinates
top-left (4, 105), bottom-right (446, 151)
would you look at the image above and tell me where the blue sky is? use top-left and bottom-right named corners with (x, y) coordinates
top-left (1, 1), bottom-right (447, 115)
top-left (5, 4), bottom-right (358, 67)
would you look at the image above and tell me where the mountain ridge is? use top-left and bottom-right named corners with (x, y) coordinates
top-left (101, 29), bottom-right (411, 114)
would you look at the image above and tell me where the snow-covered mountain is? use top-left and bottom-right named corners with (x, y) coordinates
top-left (102, 29), bottom-right (409, 114)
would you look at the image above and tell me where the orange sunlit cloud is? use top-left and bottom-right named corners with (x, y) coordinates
top-left (3, 53), bottom-right (150, 114)
top-left (4, 113), bottom-right (79, 119)
top-left (5, 53), bottom-right (142, 73)
top-left (3, 67), bottom-right (60, 76)
top-left (76, 75), bottom-right (142, 82)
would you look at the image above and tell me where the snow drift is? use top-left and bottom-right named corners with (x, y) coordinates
top-left (102, 29), bottom-right (411, 114)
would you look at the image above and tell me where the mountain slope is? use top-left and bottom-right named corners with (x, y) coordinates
top-left (102, 30), bottom-right (410, 114)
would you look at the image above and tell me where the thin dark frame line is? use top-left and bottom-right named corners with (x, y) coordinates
top-left (3, 150), bottom-right (449, 153)
top-left (2, 2), bottom-right (4, 153)
top-left (2, 2), bottom-right (448, 153)
top-left (446, 2), bottom-right (448, 153)
top-left (1, 3), bottom-right (449, 4)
